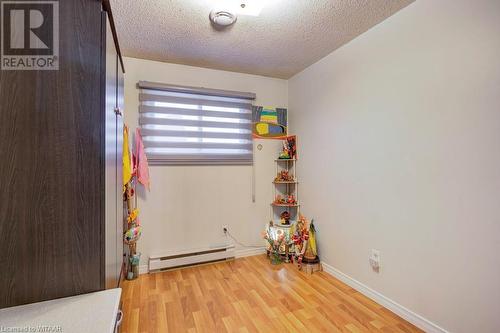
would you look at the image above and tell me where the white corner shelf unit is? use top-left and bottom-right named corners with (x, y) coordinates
top-left (270, 158), bottom-right (300, 226)
top-left (267, 158), bottom-right (300, 261)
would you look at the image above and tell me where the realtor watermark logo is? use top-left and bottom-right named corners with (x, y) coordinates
top-left (1, 0), bottom-right (59, 70)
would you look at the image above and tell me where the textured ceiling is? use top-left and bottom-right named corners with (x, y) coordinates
top-left (110, 0), bottom-right (414, 79)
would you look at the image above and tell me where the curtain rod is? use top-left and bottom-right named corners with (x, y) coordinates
top-left (137, 81), bottom-right (256, 100)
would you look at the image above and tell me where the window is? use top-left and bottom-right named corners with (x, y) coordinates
top-left (138, 81), bottom-right (255, 165)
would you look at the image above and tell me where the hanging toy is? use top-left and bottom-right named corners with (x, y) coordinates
top-left (123, 183), bottom-right (135, 202)
top-left (124, 226), bottom-right (142, 244)
top-left (127, 208), bottom-right (139, 224)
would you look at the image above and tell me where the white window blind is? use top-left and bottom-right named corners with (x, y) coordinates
top-left (138, 81), bottom-right (255, 165)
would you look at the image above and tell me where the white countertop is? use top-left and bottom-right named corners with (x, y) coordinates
top-left (0, 288), bottom-right (121, 333)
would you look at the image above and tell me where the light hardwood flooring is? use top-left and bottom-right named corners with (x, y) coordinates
top-left (120, 254), bottom-right (423, 333)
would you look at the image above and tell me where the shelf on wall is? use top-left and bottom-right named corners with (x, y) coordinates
top-left (270, 220), bottom-right (297, 228)
top-left (273, 181), bottom-right (298, 184)
top-left (275, 159), bottom-right (296, 162)
top-left (271, 203), bottom-right (300, 207)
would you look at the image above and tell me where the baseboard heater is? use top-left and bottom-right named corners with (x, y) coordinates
top-left (149, 244), bottom-right (235, 272)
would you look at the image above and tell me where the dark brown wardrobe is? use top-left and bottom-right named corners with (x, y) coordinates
top-left (0, 0), bottom-right (124, 308)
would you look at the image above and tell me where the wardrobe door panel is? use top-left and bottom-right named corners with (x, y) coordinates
top-left (0, 0), bottom-right (103, 308)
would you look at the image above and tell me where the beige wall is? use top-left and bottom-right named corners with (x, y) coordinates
top-left (288, 0), bottom-right (500, 332)
top-left (123, 58), bottom-right (288, 265)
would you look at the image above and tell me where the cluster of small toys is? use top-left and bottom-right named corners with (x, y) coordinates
top-left (263, 213), bottom-right (321, 272)
top-left (274, 194), bottom-right (297, 205)
top-left (123, 126), bottom-right (151, 280)
top-left (274, 170), bottom-right (295, 182)
top-left (123, 184), bottom-right (143, 280)
top-left (278, 135), bottom-right (297, 160)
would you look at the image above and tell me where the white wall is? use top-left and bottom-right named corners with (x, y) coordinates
top-left (288, 0), bottom-right (500, 332)
top-left (123, 58), bottom-right (288, 265)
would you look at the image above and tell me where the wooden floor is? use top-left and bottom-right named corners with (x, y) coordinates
top-left (121, 255), bottom-right (422, 333)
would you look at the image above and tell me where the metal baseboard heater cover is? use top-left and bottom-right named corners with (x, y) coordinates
top-left (149, 245), bottom-right (235, 272)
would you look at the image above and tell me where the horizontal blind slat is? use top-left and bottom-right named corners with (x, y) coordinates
top-left (143, 141), bottom-right (253, 150)
top-left (140, 93), bottom-right (252, 110)
top-left (148, 159), bottom-right (253, 166)
top-left (141, 129), bottom-right (251, 140)
top-left (139, 105), bottom-right (252, 120)
top-left (140, 116), bottom-right (249, 129)
top-left (146, 154), bottom-right (253, 160)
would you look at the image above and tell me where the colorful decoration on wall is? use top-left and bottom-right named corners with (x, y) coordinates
top-left (252, 106), bottom-right (288, 139)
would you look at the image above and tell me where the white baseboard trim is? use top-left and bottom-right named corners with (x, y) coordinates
top-left (235, 247), bottom-right (266, 258)
top-left (322, 262), bottom-right (448, 333)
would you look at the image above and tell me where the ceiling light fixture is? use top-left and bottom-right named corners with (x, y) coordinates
top-left (209, 9), bottom-right (237, 27)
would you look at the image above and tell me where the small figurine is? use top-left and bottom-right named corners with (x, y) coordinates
top-left (278, 140), bottom-right (291, 159)
top-left (280, 211), bottom-right (291, 225)
top-left (286, 136), bottom-right (297, 160)
top-left (127, 208), bottom-right (139, 224)
top-left (274, 195), bottom-right (283, 204)
top-left (278, 136), bottom-right (298, 160)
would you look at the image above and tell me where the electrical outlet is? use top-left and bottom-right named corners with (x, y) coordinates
top-left (369, 249), bottom-right (381, 272)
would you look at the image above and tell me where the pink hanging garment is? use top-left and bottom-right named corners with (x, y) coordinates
top-left (135, 128), bottom-right (151, 190)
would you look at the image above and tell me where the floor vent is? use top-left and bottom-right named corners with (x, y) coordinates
top-left (149, 245), bottom-right (235, 272)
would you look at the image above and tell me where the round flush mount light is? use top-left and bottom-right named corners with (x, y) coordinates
top-left (209, 10), bottom-right (237, 27)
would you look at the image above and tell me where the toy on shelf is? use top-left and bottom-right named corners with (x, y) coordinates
top-left (273, 194), bottom-right (297, 205)
top-left (278, 140), bottom-right (291, 159)
top-left (273, 195), bottom-right (284, 205)
top-left (278, 135), bottom-right (297, 160)
top-left (280, 211), bottom-right (291, 225)
top-left (274, 170), bottom-right (295, 182)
